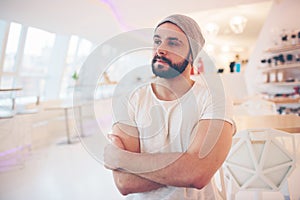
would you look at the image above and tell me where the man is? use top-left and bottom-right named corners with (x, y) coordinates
top-left (104, 14), bottom-right (235, 200)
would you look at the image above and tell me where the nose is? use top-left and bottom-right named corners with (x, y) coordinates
top-left (155, 41), bottom-right (167, 56)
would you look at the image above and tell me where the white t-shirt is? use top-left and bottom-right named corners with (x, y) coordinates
top-left (113, 77), bottom-right (234, 200)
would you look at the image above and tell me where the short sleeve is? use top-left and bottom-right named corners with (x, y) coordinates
top-left (199, 79), bottom-right (235, 127)
top-left (112, 92), bottom-right (137, 127)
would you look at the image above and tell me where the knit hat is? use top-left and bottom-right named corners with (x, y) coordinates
top-left (156, 14), bottom-right (205, 64)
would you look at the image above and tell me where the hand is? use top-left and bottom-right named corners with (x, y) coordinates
top-left (107, 134), bottom-right (125, 150)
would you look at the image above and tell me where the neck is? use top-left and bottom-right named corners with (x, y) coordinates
top-left (152, 65), bottom-right (194, 101)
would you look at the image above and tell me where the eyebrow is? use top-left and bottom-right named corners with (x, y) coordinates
top-left (153, 34), bottom-right (183, 44)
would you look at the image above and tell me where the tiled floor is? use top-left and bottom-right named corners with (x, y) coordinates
top-left (0, 134), bottom-right (299, 200)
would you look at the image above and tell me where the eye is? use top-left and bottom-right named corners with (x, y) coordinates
top-left (168, 40), bottom-right (180, 47)
top-left (153, 38), bottom-right (161, 46)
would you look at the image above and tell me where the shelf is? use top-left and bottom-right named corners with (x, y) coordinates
top-left (260, 38), bottom-right (300, 96)
top-left (266, 44), bottom-right (300, 53)
top-left (264, 96), bottom-right (300, 104)
top-left (260, 63), bottom-right (300, 73)
top-left (263, 81), bottom-right (300, 86)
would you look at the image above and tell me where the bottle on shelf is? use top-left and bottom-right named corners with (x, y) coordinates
top-left (286, 53), bottom-right (294, 64)
top-left (260, 28), bottom-right (300, 87)
top-left (291, 33), bottom-right (297, 45)
top-left (234, 54), bottom-right (241, 73)
top-left (280, 29), bottom-right (288, 46)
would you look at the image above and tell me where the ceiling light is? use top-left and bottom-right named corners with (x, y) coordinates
top-left (221, 45), bottom-right (230, 52)
top-left (229, 15), bottom-right (247, 34)
top-left (205, 44), bottom-right (215, 53)
top-left (204, 22), bottom-right (219, 37)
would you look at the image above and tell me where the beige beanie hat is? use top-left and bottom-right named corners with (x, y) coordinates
top-left (156, 14), bottom-right (205, 64)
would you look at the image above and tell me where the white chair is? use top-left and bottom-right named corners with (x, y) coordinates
top-left (221, 129), bottom-right (296, 200)
top-left (0, 90), bottom-right (16, 119)
top-left (13, 77), bottom-right (40, 115)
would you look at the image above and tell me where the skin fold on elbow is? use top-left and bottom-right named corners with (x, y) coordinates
top-left (190, 171), bottom-right (213, 190)
top-left (117, 185), bottom-right (131, 196)
top-left (113, 172), bottom-right (132, 196)
top-left (114, 176), bottom-right (131, 196)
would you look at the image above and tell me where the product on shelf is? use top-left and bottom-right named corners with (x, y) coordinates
top-left (258, 29), bottom-right (300, 113)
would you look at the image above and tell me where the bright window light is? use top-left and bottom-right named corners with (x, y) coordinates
top-left (3, 22), bottom-right (22, 72)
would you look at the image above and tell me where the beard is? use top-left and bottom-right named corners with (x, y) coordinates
top-left (151, 54), bottom-right (189, 79)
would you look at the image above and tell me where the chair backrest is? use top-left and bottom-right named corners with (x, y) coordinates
top-left (223, 129), bottom-right (295, 196)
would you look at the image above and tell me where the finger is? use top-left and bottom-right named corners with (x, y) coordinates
top-left (107, 134), bottom-right (125, 149)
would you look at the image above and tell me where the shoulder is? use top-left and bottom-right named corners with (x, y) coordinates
top-left (190, 81), bottom-right (211, 104)
top-left (130, 83), bottom-right (152, 101)
top-left (193, 76), bottom-right (231, 105)
top-left (122, 83), bottom-right (157, 110)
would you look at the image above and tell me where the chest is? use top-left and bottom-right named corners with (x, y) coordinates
top-left (135, 100), bottom-right (200, 153)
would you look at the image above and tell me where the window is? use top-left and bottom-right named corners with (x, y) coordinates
top-left (3, 22), bottom-right (22, 73)
top-left (18, 27), bottom-right (55, 98)
top-left (60, 36), bottom-right (94, 98)
top-left (0, 19), bottom-right (95, 100)
top-left (21, 27), bottom-right (55, 76)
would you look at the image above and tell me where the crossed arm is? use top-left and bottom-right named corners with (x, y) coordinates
top-left (107, 124), bottom-right (165, 195)
top-left (104, 119), bottom-right (233, 195)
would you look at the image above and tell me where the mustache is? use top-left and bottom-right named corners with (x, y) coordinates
top-left (152, 55), bottom-right (172, 64)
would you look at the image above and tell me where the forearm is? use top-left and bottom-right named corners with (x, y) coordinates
top-left (105, 132), bottom-right (165, 195)
top-left (107, 144), bottom-right (208, 188)
top-left (137, 153), bottom-right (207, 188)
top-left (113, 120), bottom-right (233, 188)
top-left (113, 170), bottom-right (165, 195)
top-left (105, 120), bottom-right (233, 190)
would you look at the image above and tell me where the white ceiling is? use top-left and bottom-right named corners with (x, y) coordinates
top-left (0, 0), bottom-right (273, 67)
